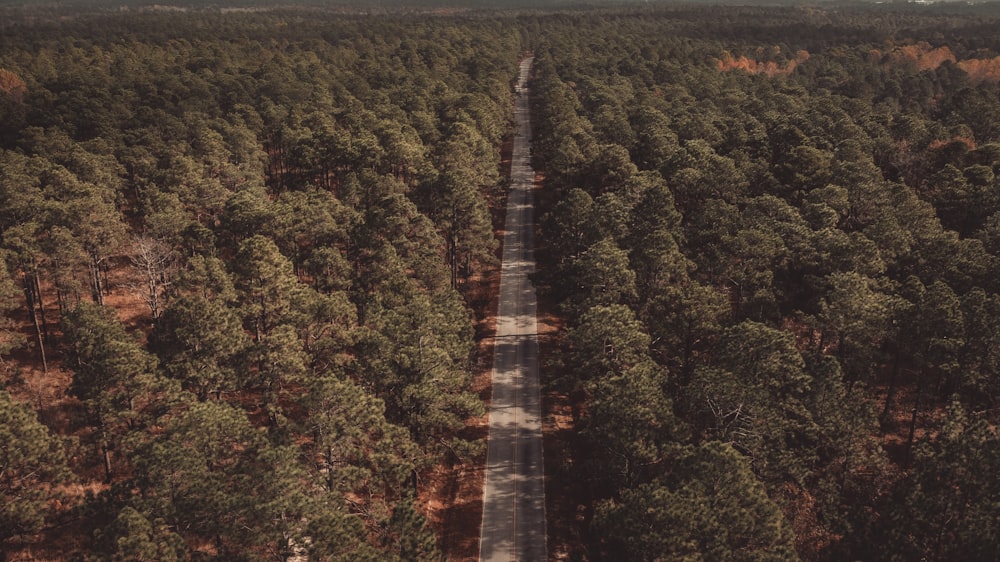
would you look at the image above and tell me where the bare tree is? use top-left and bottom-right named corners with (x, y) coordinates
top-left (129, 236), bottom-right (175, 320)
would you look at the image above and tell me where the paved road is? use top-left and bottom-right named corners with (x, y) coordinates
top-left (479, 57), bottom-right (546, 562)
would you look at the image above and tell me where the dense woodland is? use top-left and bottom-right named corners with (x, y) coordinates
top-left (529, 5), bottom-right (1000, 562)
top-left (4, 3), bottom-right (1000, 562)
top-left (0, 9), bottom-right (519, 560)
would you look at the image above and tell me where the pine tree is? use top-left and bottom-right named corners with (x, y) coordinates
top-left (0, 389), bottom-right (71, 544)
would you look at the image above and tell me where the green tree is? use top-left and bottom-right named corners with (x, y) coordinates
top-left (541, 188), bottom-right (599, 265)
top-left (249, 323), bottom-right (309, 422)
top-left (894, 278), bottom-right (965, 446)
top-left (625, 174), bottom-right (689, 305)
top-left (686, 321), bottom-right (815, 487)
top-left (799, 355), bottom-right (889, 554)
top-left (877, 402), bottom-right (1000, 562)
top-left (562, 237), bottom-right (637, 317)
top-left (128, 400), bottom-right (370, 560)
top-left (567, 304), bottom-right (651, 383)
top-left (353, 191), bottom-right (451, 301)
top-left (93, 507), bottom-right (187, 562)
top-left (382, 496), bottom-right (442, 562)
top-left (0, 154), bottom-right (56, 370)
top-left (269, 188), bottom-right (352, 278)
top-left (360, 289), bottom-right (482, 455)
top-left (219, 188), bottom-right (276, 248)
top-left (582, 358), bottom-right (686, 488)
top-left (667, 139), bottom-right (747, 218)
top-left (723, 225), bottom-right (787, 321)
top-left (51, 166), bottom-right (128, 306)
top-left (0, 256), bottom-right (23, 370)
top-left (642, 281), bottom-right (728, 385)
top-left (416, 116), bottom-right (499, 290)
top-left (62, 302), bottom-right (166, 481)
top-left (233, 235), bottom-right (302, 341)
top-left (566, 304), bottom-right (687, 486)
top-left (816, 272), bottom-right (893, 386)
top-left (305, 246), bottom-right (353, 295)
top-left (420, 168), bottom-right (497, 289)
top-left (148, 295), bottom-right (248, 401)
top-left (303, 373), bottom-right (419, 496)
top-left (957, 289), bottom-right (1000, 409)
top-left (297, 288), bottom-right (358, 374)
top-left (174, 255), bottom-right (237, 303)
top-left (593, 441), bottom-right (799, 562)
top-left (630, 106), bottom-right (680, 172)
top-left (0, 389), bottom-right (71, 545)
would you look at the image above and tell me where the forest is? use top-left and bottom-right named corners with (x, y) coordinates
top-left (529, 5), bottom-right (1000, 561)
top-left (0, 8), bottom-right (519, 561)
top-left (3, 2), bottom-right (1000, 562)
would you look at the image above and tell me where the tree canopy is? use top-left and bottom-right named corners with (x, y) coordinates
top-left (5, 3), bottom-right (1000, 560)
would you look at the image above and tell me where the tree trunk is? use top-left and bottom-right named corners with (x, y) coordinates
top-left (102, 260), bottom-right (112, 298)
top-left (146, 268), bottom-right (160, 320)
top-left (448, 231), bottom-right (458, 290)
top-left (89, 258), bottom-right (104, 305)
top-left (727, 279), bottom-right (742, 321)
top-left (907, 371), bottom-right (924, 450)
top-left (33, 271), bottom-right (49, 345)
top-left (52, 258), bottom-right (65, 314)
top-left (102, 442), bottom-right (113, 483)
top-left (56, 282), bottom-right (65, 316)
top-left (881, 348), bottom-right (901, 427)
top-left (22, 273), bottom-right (47, 373)
top-left (326, 444), bottom-right (336, 492)
top-left (680, 325), bottom-right (696, 388)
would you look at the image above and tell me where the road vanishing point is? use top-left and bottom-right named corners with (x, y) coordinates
top-left (479, 56), bottom-right (546, 562)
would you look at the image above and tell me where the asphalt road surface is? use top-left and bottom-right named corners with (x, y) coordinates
top-left (479, 57), bottom-right (546, 562)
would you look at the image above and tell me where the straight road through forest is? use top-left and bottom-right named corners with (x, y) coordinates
top-left (479, 56), bottom-right (546, 562)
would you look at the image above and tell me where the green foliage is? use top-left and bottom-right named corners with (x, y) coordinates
top-left (0, 256), bottom-right (22, 361)
top-left (174, 255), bottom-right (237, 303)
top-left (126, 401), bottom-right (305, 558)
top-left (876, 402), bottom-right (1000, 561)
top-left (93, 507), bottom-right (187, 562)
top-left (0, 389), bottom-right (71, 542)
top-left (593, 442), bottom-right (799, 562)
top-left (567, 304), bottom-right (651, 382)
top-left (233, 234), bottom-right (303, 339)
top-left (360, 288), bottom-right (482, 453)
top-left (148, 295), bottom-right (249, 401)
top-left (383, 496), bottom-right (442, 562)
top-left (561, 237), bottom-right (637, 316)
top-left (525, 9), bottom-right (1000, 557)
top-left (0, 11), bottom-right (526, 557)
top-left (816, 272), bottom-right (894, 384)
top-left (541, 187), bottom-right (599, 263)
top-left (687, 321), bottom-right (816, 486)
top-left (303, 372), bottom-right (419, 495)
top-left (582, 358), bottom-right (686, 488)
top-left (62, 302), bottom-right (165, 431)
top-left (8, 4), bottom-right (1000, 561)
